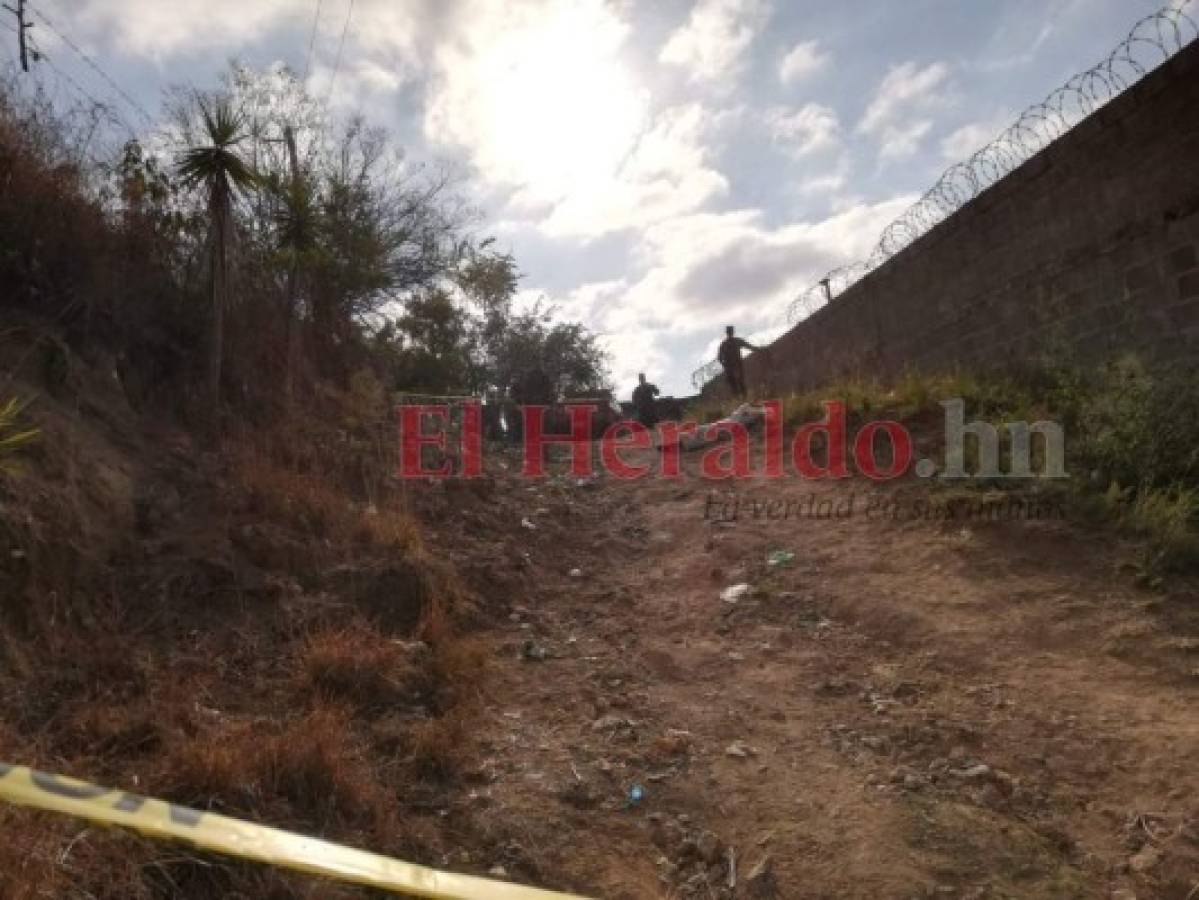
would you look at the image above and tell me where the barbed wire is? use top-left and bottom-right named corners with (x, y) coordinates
top-left (691, 0), bottom-right (1198, 390)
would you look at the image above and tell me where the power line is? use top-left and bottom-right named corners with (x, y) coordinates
top-left (38, 52), bottom-right (138, 140)
top-left (28, 4), bottom-right (155, 127)
top-left (302, 0), bottom-right (323, 82)
top-left (326, 0), bottom-right (354, 107)
top-left (2, 0), bottom-right (32, 71)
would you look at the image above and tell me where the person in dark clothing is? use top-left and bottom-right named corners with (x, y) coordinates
top-left (631, 373), bottom-right (661, 428)
top-left (508, 365), bottom-right (555, 442)
top-left (717, 326), bottom-right (759, 399)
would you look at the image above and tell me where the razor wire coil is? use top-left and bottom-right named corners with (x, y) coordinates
top-left (692, 1), bottom-right (1197, 389)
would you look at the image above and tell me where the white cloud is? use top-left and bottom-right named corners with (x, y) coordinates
top-left (73, 0), bottom-right (298, 60)
top-left (765, 103), bottom-right (841, 158)
top-left (797, 157), bottom-right (851, 196)
top-left (858, 61), bottom-right (950, 134)
top-left (877, 119), bottom-right (933, 161)
top-left (558, 194), bottom-right (916, 393)
top-left (778, 39), bottom-right (828, 85)
top-left (69, 0), bottom-right (438, 87)
top-left (659, 0), bottom-right (771, 84)
top-left (536, 102), bottom-right (733, 240)
top-left (857, 60), bottom-right (951, 162)
top-left (940, 109), bottom-right (1014, 161)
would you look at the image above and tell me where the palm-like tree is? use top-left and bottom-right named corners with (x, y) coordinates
top-left (177, 99), bottom-right (258, 412)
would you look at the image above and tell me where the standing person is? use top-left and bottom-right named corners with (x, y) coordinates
top-left (509, 364), bottom-right (555, 443)
top-left (631, 373), bottom-right (661, 428)
top-left (717, 326), bottom-right (759, 400)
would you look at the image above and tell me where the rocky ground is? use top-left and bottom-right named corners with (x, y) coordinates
top-left (420, 440), bottom-right (1199, 899)
top-left (3, 395), bottom-right (1198, 899)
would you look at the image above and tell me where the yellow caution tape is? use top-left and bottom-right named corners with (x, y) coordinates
top-left (0, 763), bottom-right (591, 900)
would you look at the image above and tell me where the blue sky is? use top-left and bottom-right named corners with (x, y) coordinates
top-left (6, 0), bottom-right (1180, 396)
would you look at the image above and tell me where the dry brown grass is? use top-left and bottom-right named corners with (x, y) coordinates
top-left (405, 708), bottom-right (471, 781)
top-left (158, 705), bottom-right (396, 836)
top-left (0, 382), bottom-right (492, 897)
top-left (234, 450), bottom-right (420, 554)
top-left (301, 620), bottom-right (424, 710)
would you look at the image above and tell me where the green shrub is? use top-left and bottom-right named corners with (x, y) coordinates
top-left (1077, 358), bottom-right (1199, 491)
top-left (1127, 487), bottom-right (1199, 574)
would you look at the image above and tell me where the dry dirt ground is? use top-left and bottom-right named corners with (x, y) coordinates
top-left (427, 439), bottom-right (1199, 900)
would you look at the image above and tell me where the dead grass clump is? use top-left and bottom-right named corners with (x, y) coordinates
top-left (429, 636), bottom-right (490, 703)
top-left (234, 450), bottom-right (422, 554)
top-left (236, 454), bottom-right (359, 540)
top-left (58, 703), bottom-right (162, 761)
top-left (161, 721), bottom-right (263, 813)
top-left (0, 808), bottom-right (155, 900)
top-left (405, 709), bottom-right (470, 781)
top-left (158, 705), bottom-right (394, 837)
top-left (260, 706), bottom-right (392, 832)
top-left (302, 621), bottom-right (424, 709)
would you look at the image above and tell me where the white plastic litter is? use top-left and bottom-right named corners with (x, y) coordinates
top-left (720, 583), bottom-right (752, 604)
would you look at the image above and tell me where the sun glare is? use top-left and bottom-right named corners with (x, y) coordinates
top-left (469, 3), bottom-right (648, 206)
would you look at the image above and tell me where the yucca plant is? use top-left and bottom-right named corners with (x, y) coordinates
top-left (0, 397), bottom-right (39, 473)
top-left (176, 97), bottom-right (259, 411)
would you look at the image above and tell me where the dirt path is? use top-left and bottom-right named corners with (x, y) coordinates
top-left (447, 447), bottom-right (1199, 899)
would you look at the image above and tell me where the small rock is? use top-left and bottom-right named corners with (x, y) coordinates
top-left (1128, 844), bottom-right (1161, 873)
top-left (696, 830), bottom-right (721, 864)
top-left (560, 772), bottom-right (601, 806)
top-left (993, 770), bottom-right (1018, 796)
top-left (677, 836), bottom-right (699, 861)
top-left (521, 640), bottom-right (550, 661)
top-left (591, 714), bottom-right (632, 732)
top-left (569, 568), bottom-right (583, 578)
top-left (650, 815), bottom-right (684, 850)
top-left (725, 741), bottom-right (753, 759)
top-left (817, 678), bottom-right (854, 696)
top-left (951, 764), bottom-right (992, 780)
top-left (721, 583), bottom-right (752, 604)
top-left (489, 865), bottom-right (508, 878)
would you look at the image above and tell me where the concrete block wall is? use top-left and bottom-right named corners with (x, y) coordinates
top-left (740, 40), bottom-right (1199, 396)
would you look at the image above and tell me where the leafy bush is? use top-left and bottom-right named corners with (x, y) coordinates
top-left (1128, 486), bottom-right (1199, 576)
top-left (1077, 358), bottom-right (1199, 491)
top-left (762, 358), bottom-right (1199, 579)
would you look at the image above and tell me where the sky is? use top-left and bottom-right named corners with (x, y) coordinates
top-left (4, 0), bottom-right (1181, 397)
